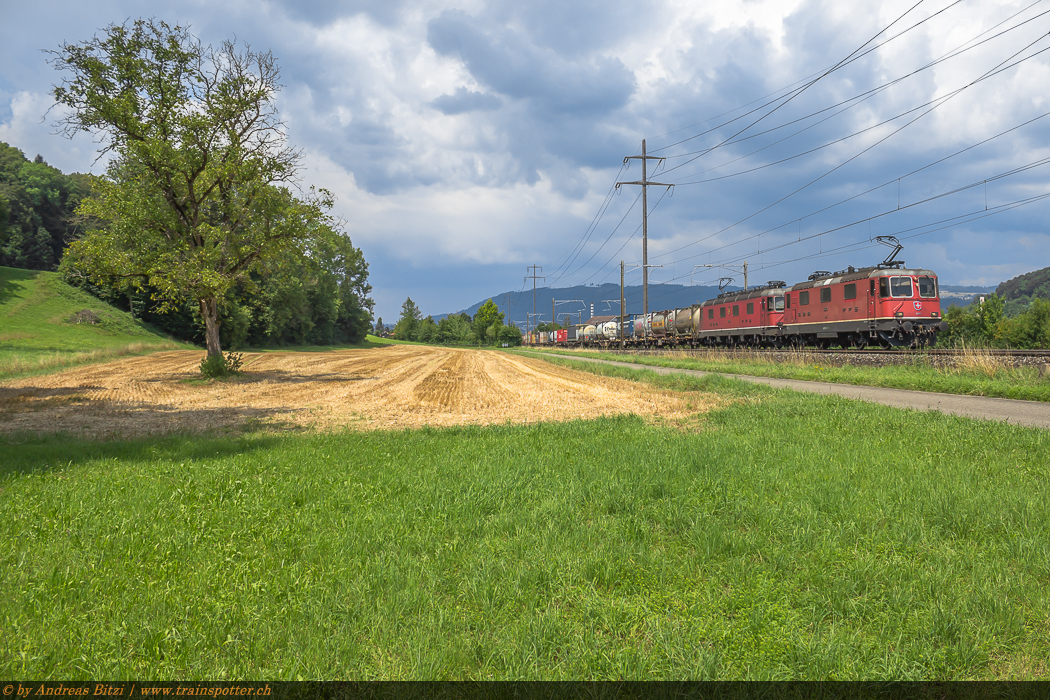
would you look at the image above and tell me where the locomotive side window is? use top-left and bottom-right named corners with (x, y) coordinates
top-left (844, 283), bottom-right (857, 300)
top-left (800, 291), bottom-right (810, 306)
top-left (708, 308), bottom-right (714, 320)
top-left (890, 276), bottom-right (913, 297)
top-left (719, 307), bottom-right (726, 318)
top-left (785, 294), bottom-right (791, 309)
top-left (879, 278), bottom-right (889, 297)
top-left (732, 305), bottom-right (740, 316)
top-left (820, 287), bottom-right (832, 303)
top-left (918, 276), bottom-right (937, 298)
top-left (747, 302), bottom-right (754, 315)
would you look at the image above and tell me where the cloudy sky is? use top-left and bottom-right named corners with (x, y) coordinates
top-left (3, 0), bottom-right (1050, 321)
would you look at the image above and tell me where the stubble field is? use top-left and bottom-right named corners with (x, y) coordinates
top-left (0, 345), bottom-right (716, 437)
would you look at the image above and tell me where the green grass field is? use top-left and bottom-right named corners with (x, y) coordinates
top-left (2, 361), bottom-right (1048, 679)
top-left (0, 266), bottom-right (190, 380)
top-left (522, 347), bottom-right (1050, 403)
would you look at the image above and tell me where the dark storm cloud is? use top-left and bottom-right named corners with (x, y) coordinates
top-left (430, 87), bottom-right (502, 115)
top-left (426, 9), bottom-right (636, 115)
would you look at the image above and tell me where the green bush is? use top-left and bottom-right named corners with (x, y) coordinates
top-left (198, 351), bottom-right (244, 378)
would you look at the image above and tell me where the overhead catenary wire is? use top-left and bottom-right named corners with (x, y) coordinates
top-left (665, 152), bottom-right (1050, 283)
top-left (643, 189), bottom-right (1050, 307)
top-left (546, 161), bottom-right (628, 284)
top-left (651, 0), bottom-right (949, 172)
top-left (653, 0), bottom-right (1045, 165)
top-left (649, 33), bottom-right (1050, 265)
top-left (667, 14), bottom-right (1050, 187)
top-left (662, 108), bottom-right (1050, 268)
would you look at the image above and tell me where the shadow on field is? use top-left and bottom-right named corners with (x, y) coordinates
top-left (0, 267), bottom-right (37, 306)
top-left (0, 431), bottom-right (285, 477)
top-left (0, 385), bottom-right (307, 444)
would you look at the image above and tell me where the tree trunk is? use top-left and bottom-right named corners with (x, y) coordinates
top-left (200, 298), bottom-right (223, 358)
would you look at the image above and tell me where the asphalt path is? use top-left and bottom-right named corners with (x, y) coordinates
top-left (524, 352), bottom-right (1050, 431)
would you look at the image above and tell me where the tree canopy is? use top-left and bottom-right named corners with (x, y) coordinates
top-left (394, 298), bottom-right (422, 339)
top-left (0, 142), bottom-right (91, 270)
top-left (52, 19), bottom-right (351, 358)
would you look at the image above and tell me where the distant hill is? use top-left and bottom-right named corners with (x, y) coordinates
top-left (940, 284), bottom-right (997, 294)
top-left (939, 283), bottom-right (999, 309)
top-left (996, 266), bottom-right (1050, 301)
top-left (0, 265), bottom-right (187, 377)
top-left (442, 283), bottom-right (737, 326)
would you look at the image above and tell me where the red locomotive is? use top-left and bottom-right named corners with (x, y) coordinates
top-left (689, 238), bottom-right (946, 349)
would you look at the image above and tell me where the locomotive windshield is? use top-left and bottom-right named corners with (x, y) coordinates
top-left (771, 296), bottom-right (785, 311)
top-left (889, 276), bottom-right (913, 297)
top-left (918, 276), bottom-right (937, 298)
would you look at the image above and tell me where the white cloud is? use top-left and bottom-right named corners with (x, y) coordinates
top-left (0, 91), bottom-right (105, 173)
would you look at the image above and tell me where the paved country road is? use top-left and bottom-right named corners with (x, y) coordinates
top-left (524, 352), bottom-right (1050, 431)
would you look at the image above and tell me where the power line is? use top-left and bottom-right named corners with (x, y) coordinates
top-left (642, 188), bottom-right (1050, 308)
top-left (651, 35), bottom-right (1050, 264)
top-left (660, 1), bottom-right (1050, 170)
top-left (651, 0), bottom-right (943, 171)
top-left (665, 108), bottom-right (1050, 268)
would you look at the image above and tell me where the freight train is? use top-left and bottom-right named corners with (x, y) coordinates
top-left (527, 244), bottom-right (949, 350)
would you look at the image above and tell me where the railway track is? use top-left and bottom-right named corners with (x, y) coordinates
top-left (600, 347), bottom-right (1050, 358)
top-left (526, 345), bottom-right (1050, 370)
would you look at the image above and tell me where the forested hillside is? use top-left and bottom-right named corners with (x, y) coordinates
top-left (997, 266), bottom-right (1050, 301)
top-left (0, 142), bottom-right (90, 270)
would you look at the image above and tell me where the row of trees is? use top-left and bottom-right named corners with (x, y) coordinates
top-left (10, 19), bottom-right (376, 359)
top-left (941, 294), bottom-right (1050, 349)
top-left (394, 298), bottom-right (522, 346)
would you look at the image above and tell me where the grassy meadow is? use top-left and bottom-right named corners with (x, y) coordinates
top-left (0, 266), bottom-right (190, 379)
top-left (2, 362), bottom-right (1049, 679)
top-left (523, 346), bottom-right (1050, 403)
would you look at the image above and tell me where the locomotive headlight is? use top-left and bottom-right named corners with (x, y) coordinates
top-left (894, 311), bottom-right (904, 319)
top-left (931, 311), bottom-right (940, 318)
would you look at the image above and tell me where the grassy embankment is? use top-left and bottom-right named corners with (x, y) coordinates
top-left (521, 345), bottom-right (1050, 402)
top-left (2, 360), bottom-right (1049, 679)
top-left (0, 266), bottom-right (191, 380)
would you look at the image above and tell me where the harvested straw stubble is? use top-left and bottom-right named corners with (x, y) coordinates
top-left (0, 345), bottom-right (721, 438)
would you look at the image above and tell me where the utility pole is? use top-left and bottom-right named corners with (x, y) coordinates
top-left (613, 261), bottom-right (621, 350)
top-left (527, 313), bottom-right (544, 341)
top-left (524, 265), bottom-right (544, 336)
top-left (617, 140), bottom-right (673, 338)
top-left (621, 262), bottom-right (642, 344)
